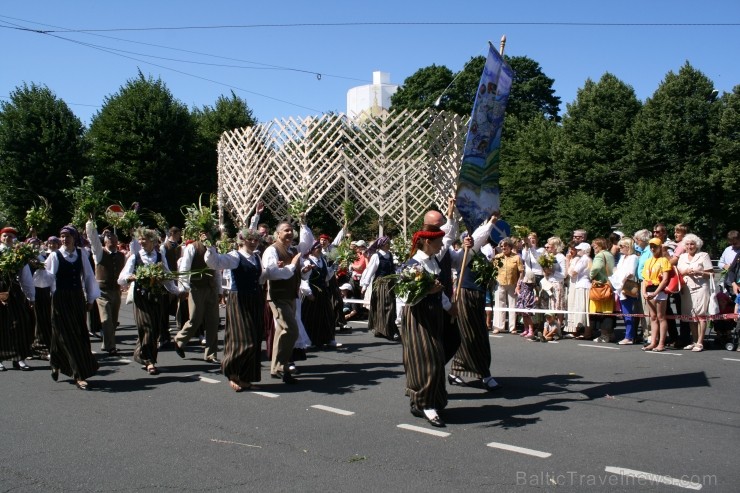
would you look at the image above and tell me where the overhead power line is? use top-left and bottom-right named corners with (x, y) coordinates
top-left (3, 20), bottom-right (740, 33)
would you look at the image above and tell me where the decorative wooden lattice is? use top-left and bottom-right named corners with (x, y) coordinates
top-left (217, 109), bottom-right (467, 237)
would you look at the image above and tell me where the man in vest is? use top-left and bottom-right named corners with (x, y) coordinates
top-left (423, 197), bottom-right (459, 362)
top-left (173, 231), bottom-right (221, 363)
top-left (86, 220), bottom-right (127, 355)
top-left (160, 227), bottom-right (187, 342)
top-left (262, 221), bottom-right (304, 384)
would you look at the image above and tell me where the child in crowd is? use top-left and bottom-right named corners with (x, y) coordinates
top-left (339, 283), bottom-right (358, 322)
top-left (542, 313), bottom-right (559, 342)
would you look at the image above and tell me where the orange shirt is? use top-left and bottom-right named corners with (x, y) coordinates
top-left (495, 253), bottom-right (523, 286)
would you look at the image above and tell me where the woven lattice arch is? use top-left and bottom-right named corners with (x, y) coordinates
top-left (217, 109), bottom-right (467, 237)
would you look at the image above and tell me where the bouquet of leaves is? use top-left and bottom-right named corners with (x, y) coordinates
top-left (182, 194), bottom-right (218, 243)
top-left (513, 224), bottom-right (531, 239)
top-left (537, 253), bottom-right (555, 270)
top-left (133, 262), bottom-right (211, 297)
top-left (389, 263), bottom-right (437, 306)
top-left (105, 206), bottom-right (142, 232)
top-left (470, 252), bottom-right (501, 286)
top-left (64, 175), bottom-right (109, 228)
top-left (0, 243), bottom-right (43, 286)
top-left (216, 236), bottom-right (235, 254)
top-left (325, 240), bottom-right (356, 270)
top-left (390, 236), bottom-right (410, 264)
top-left (342, 199), bottom-right (356, 225)
top-left (25, 196), bottom-right (52, 235)
top-left (288, 193), bottom-right (309, 221)
top-left (146, 211), bottom-right (170, 234)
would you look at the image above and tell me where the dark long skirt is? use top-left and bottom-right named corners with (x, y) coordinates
top-left (0, 282), bottom-right (34, 362)
top-left (263, 292), bottom-right (274, 360)
top-left (32, 286), bottom-right (52, 357)
top-left (400, 294), bottom-right (447, 411)
top-left (450, 288), bottom-right (491, 379)
top-left (133, 290), bottom-right (167, 366)
top-left (369, 277), bottom-right (397, 339)
top-left (50, 288), bottom-right (98, 380)
top-left (328, 277), bottom-right (344, 327)
top-left (223, 290), bottom-right (263, 383)
top-left (301, 287), bottom-right (335, 346)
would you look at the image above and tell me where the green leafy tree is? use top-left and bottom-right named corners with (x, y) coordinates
top-left (505, 55), bottom-right (561, 123)
top-left (552, 73), bottom-right (642, 205)
top-left (0, 83), bottom-right (86, 231)
top-left (499, 114), bottom-right (560, 237)
top-left (86, 72), bottom-right (196, 226)
top-left (191, 91), bottom-right (257, 194)
top-left (707, 85), bottom-right (740, 249)
top-left (389, 64), bottom-right (454, 111)
top-left (553, 190), bottom-right (615, 240)
top-left (625, 62), bottom-right (720, 246)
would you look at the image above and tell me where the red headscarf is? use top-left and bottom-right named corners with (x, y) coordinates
top-left (409, 227), bottom-right (445, 258)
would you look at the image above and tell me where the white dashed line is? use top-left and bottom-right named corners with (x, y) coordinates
top-left (722, 358), bottom-right (740, 362)
top-left (311, 405), bottom-right (355, 416)
top-left (118, 358), bottom-right (132, 363)
top-left (188, 374), bottom-right (221, 384)
top-left (489, 334), bottom-right (504, 338)
top-left (487, 441), bottom-right (551, 458)
top-left (397, 424), bottom-right (450, 437)
top-left (251, 391), bottom-right (280, 398)
top-left (210, 439), bottom-right (262, 448)
top-left (578, 344), bottom-right (620, 350)
top-left (604, 466), bottom-right (702, 490)
top-left (645, 351), bottom-right (682, 356)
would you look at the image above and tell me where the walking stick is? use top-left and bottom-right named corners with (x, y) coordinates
top-left (453, 245), bottom-right (470, 304)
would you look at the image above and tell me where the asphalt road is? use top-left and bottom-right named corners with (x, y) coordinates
top-left (1, 303), bottom-right (738, 492)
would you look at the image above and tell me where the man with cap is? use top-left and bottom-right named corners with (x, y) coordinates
top-left (422, 197), bottom-right (459, 362)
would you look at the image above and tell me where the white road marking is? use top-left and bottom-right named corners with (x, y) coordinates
top-left (722, 358), bottom-right (740, 362)
top-left (210, 439), bottom-right (262, 448)
top-left (486, 441), bottom-right (551, 458)
top-left (310, 404), bottom-right (355, 416)
top-left (397, 424), bottom-right (450, 437)
top-left (489, 334), bottom-right (504, 338)
top-left (251, 391), bottom-right (280, 398)
top-left (646, 351), bottom-right (682, 356)
top-left (118, 358), bottom-right (132, 363)
top-left (188, 374), bottom-right (221, 384)
top-left (578, 344), bottom-right (620, 350)
top-left (604, 466), bottom-right (702, 490)
top-left (547, 341), bottom-right (559, 344)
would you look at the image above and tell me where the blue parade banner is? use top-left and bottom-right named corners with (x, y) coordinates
top-left (455, 44), bottom-right (514, 232)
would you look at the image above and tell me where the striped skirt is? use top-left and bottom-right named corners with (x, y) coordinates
top-left (400, 294), bottom-right (447, 411)
top-left (301, 287), bottom-right (335, 346)
top-left (32, 286), bottom-right (52, 357)
top-left (0, 282), bottom-right (34, 362)
top-left (132, 290), bottom-right (167, 366)
top-left (50, 288), bottom-right (98, 380)
top-left (263, 292), bottom-right (274, 359)
top-left (451, 288), bottom-right (491, 379)
top-left (369, 277), bottom-right (397, 339)
top-left (222, 290), bottom-right (263, 383)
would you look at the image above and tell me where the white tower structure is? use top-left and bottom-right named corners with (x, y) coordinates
top-left (346, 71), bottom-right (399, 119)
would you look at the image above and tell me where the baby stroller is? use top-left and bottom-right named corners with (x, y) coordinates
top-left (711, 290), bottom-right (738, 351)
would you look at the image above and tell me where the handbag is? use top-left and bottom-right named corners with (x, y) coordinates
top-left (708, 274), bottom-right (720, 316)
top-left (662, 266), bottom-right (683, 294)
top-left (622, 279), bottom-right (640, 298)
top-left (589, 252), bottom-right (613, 302)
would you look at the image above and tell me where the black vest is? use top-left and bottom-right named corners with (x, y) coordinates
top-left (55, 249), bottom-right (83, 291)
top-left (232, 254), bottom-right (262, 296)
top-left (376, 251), bottom-right (395, 277)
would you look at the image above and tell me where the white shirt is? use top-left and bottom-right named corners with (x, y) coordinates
top-left (179, 242), bottom-right (222, 292)
top-left (522, 246), bottom-right (545, 276)
top-left (449, 221), bottom-right (494, 272)
top-left (43, 246), bottom-right (100, 300)
top-left (0, 244), bottom-right (35, 301)
top-left (611, 253), bottom-right (638, 300)
top-left (360, 250), bottom-right (392, 288)
top-left (117, 247), bottom-right (180, 294)
top-left (204, 248), bottom-right (267, 290)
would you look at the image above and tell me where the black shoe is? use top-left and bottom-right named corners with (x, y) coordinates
top-left (410, 405), bottom-right (424, 419)
top-left (447, 374), bottom-right (466, 386)
top-left (426, 415), bottom-right (446, 428)
top-left (206, 357), bottom-right (221, 365)
top-left (173, 343), bottom-right (185, 358)
top-left (0, 362), bottom-right (6, 372)
top-left (282, 372), bottom-right (298, 384)
top-left (51, 368), bottom-right (59, 381)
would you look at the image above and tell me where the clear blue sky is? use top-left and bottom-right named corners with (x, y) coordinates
top-left (1, 1), bottom-right (738, 126)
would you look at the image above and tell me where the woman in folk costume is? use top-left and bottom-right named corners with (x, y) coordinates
top-left (41, 225), bottom-right (100, 389)
top-left (359, 236), bottom-right (397, 340)
top-left (118, 227), bottom-right (181, 376)
top-left (25, 237), bottom-right (52, 360)
top-left (447, 216), bottom-right (500, 391)
top-left (400, 225), bottom-right (458, 428)
top-left (0, 227), bottom-right (36, 372)
top-left (204, 228), bottom-right (266, 392)
top-left (301, 240), bottom-right (339, 348)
